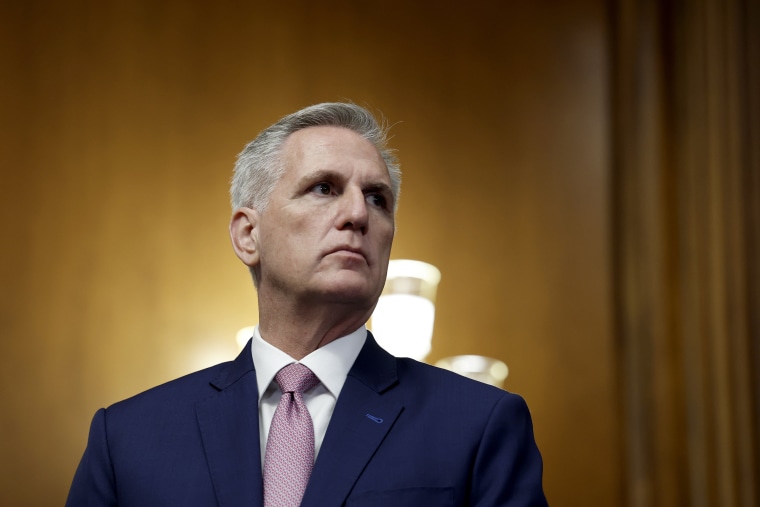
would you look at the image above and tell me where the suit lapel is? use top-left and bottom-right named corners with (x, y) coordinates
top-left (301, 333), bottom-right (403, 507)
top-left (196, 341), bottom-right (264, 507)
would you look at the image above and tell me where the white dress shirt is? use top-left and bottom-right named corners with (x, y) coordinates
top-left (250, 325), bottom-right (367, 466)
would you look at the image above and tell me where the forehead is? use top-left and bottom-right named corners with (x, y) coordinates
top-left (279, 126), bottom-right (389, 180)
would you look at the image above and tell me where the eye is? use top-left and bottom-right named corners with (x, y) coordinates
top-left (367, 193), bottom-right (388, 210)
top-left (310, 183), bottom-right (332, 195)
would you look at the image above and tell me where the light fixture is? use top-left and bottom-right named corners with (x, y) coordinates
top-left (435, 355), bottom-right (509, 388)
top-left (234, 261), bottom-right (508, 389)
top-left (370, 259), bottom-right (441, 361)
top-left (236, 326), bottom-right (255, 349)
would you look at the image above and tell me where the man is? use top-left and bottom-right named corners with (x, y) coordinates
top-left (67, 103), bottom-right (548, 506)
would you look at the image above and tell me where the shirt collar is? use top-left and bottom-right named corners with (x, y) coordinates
top-left (250, 324), bottom-right (367, 402)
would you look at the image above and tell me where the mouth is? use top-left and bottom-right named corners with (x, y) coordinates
top-left (327, 246), bottom-right (367, 262)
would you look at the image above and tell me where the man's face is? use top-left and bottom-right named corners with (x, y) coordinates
top-left (252, 126), bottom-right (395, 308)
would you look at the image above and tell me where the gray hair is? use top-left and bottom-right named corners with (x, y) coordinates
top-left (230, 102), bottom-right (401, 213)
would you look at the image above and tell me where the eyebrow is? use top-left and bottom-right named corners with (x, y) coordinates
top-left (363, 182), bottom-right (394, 201)
top-left (296, 169), bottom-right (345, 188)
top-left (297, 169), bottom-right (394, 201)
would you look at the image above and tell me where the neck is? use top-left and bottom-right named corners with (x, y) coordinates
top-left (256, 290), bottom-right (375, 360)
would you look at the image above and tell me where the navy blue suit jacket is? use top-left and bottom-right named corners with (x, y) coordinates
top-left (67, 332), bottom-right (547, 506)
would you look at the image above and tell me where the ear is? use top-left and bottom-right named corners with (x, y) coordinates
top-left (229, 207), bottom-right (261, 267)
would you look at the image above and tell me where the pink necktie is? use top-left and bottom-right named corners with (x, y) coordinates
top-left (263, 363), bottom-right (320, 507)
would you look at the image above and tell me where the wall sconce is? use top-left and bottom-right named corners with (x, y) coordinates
top-left (370, 259), bottom-right (441, 361)
top-left (236, 260), bottom-right (509, 390)
top-left (236, 326), bottom-right (255, 349)
top-left (435, 355), bottom-right (509, 388)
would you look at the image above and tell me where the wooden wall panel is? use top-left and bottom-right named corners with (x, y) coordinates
top-left (0, 1), bottom-right (616, 505)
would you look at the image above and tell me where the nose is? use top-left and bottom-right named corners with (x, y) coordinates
top-left (338, 188), bottom-right (369, 233)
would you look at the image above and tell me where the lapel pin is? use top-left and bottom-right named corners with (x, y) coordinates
top-left (365, 413), bottom-right (383, 424)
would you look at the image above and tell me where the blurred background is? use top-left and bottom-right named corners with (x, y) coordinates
top-left (0, 0), bottom-right (757, 505)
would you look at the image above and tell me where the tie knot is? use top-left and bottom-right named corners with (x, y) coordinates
top-left (274, 363), bottom-right (319, 394)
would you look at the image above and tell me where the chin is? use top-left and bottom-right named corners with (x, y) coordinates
top-left (323, 286), bottom-right (375, 305)
top-left (317, 277), bottom-right (379, 305)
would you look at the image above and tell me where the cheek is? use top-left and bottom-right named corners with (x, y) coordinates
top-left (263, 210), bottom-right (320, 245)
top-left (379, 223), bottom-right (395, 249)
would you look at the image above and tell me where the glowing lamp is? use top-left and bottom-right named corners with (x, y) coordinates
top-left (370, 260), bottom-right (441, 361)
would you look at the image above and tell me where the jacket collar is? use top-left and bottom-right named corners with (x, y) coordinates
top-left (197, 331), bottom-right (403, 507)
top-left (197, 340), bottom-right (263, 507)
top-left (301, 331), bottom-right (404, 506)
top-left (209, 338), bottom-right (256, 391)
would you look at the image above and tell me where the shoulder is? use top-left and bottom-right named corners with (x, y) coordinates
top-left (395, 356), bottom-right (510, 395)
top-left (106, 341), bottom-right (255, 416)
top-left (393, 357), bottom-right (530, 418)
top-left (105, 360), bottom-right (236, 421)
